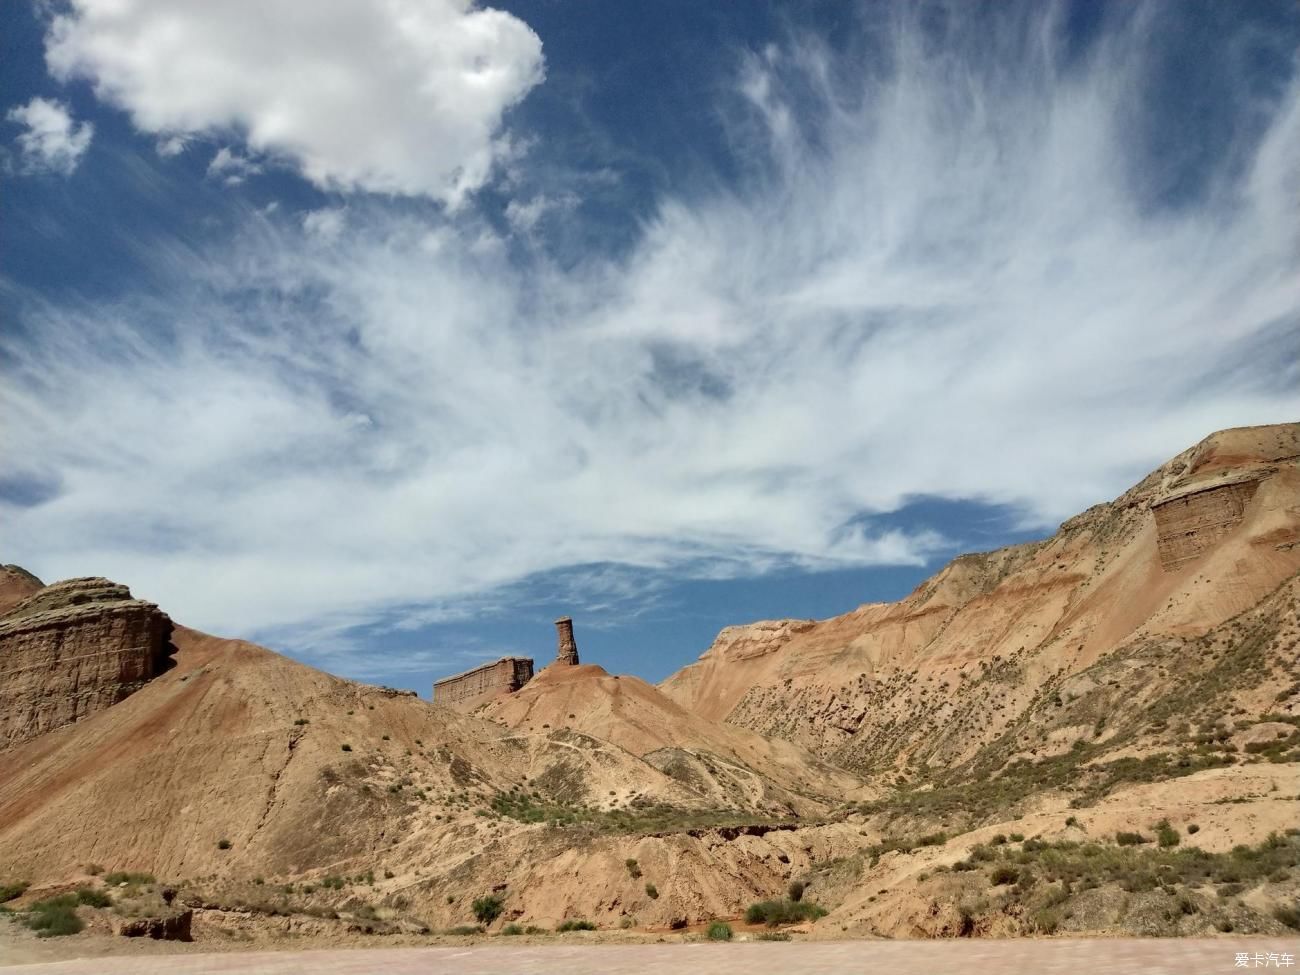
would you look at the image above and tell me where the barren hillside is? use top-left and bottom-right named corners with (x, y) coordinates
top-left (661, 423), bottom-right (1300, 777)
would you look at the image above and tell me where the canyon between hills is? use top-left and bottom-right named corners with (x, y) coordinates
top-left (2, 422), bottom-right (1299, 963)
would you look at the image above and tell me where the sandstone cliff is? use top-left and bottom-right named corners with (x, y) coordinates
top-left (0, 576), bottom-right (176, 749)
top-left (660, 423), bottom-right (1300, 774)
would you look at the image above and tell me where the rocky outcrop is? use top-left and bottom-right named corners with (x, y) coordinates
top-left (111, 910), bottom-right (193, 940)
top-left (0, 577), bottom-right (175, 749)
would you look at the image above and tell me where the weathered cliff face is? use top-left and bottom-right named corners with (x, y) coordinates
top-left (0, 576), bottom-right (176, 749)
top-left (660, 423), bottom-right (1300, 775)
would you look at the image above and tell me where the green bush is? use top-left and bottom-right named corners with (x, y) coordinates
top-left (707, 921), bottom-right (733, 940)
top-left (1116, 831), bottom-right (1149, 846)
top-left (743, 899), bottom-right (827, 927)
top-left (75, 888), bottom-right (111, 908)
top-left (1156, 821), bottom-right (1180, 848)
top-left (1275, 903), bottom-right (1300, 931)
top-left (102, 872), bottom-right (154, 886)
top-left (0, 882), bottom-right (29, 903)
top-left (472, 894), bottom-right (504, 925)
top-left (501, 923), bottom-right (524, 935)
top-left (23, 896), bottom-right (83, 938)
top-left (556, 919), bottom-right (597, 931)
top-left (990, 866), bottom-right (1019, 886)
top-left (321, 875), bottom-right (345, 889)
top-left (644, 883), bottom-right (659, 899)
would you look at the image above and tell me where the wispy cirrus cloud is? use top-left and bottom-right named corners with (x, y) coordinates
top-left (3, 4), bottom-right (1298, 653)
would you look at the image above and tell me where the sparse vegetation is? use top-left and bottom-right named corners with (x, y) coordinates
top-left (624, 858), bottom-right (641, 878)
top-left (707, 921), bottom-right (733, 940)
top-left (443, 925), bottom-right (484, 935)
top-left (787, 880), bottom-right (805, 902)
top-left (472, 894), bottom-right (504, 925)
top-left (756, 931), bottom-right (792, 941)
top-left (103, 872), bottom-right (154, 886)
top-left (21, 895), bottom-right (86, 938)
top-left (217, 838), bottom-right (232, 850)
top-left (0, 882), bottom-right (29, 903)
top-left (501, 922), bottom-right (524, 935)
top-left (744, 899), bottom-right (828, 927)
top-left (340, 744), bottom-right (353, 752)
top-left (644, 883), bottom-right (659, 899)
top-left (556, 918), bottom-right (597, 931)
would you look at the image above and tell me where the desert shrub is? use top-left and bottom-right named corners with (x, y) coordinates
top-left (103, 872), bottom-right (154, 886)
top-left (918, 832), bottom-right (948, 847)
top-left (1029, 907), bottom-right (1061, 934)
top-left (625, 858), bottom-right (641, 879)
top-left (744, 899), bottom-right (827, 927)
top-left (472, 894), bottom-right (504, 924)
top-left (756, 931), bottom-right (791, 941)
top-left (1009, 833), bottom-right (1025, 842)
top-left (644, 883), bottom-right (659, 899)
top-left (1156, 821), bottom-right (1180, 848)
top-left (990, 866), bottom-right (1019, 886)
top-left (787, 880), bottom-right (805, 902)
top-left (707, 921), bottom-right (733, 941)
top-left (217, 839), bottom-right (232, 850)
top-left (23, 896), bottom-right (83, 938)
top-left (293, 718), bottom-right (309, 726)
top-left (340, 744), bottom-right (352, 752)
top-left (556, 919), bottom-right (597, 931)
top-left (75, 888), bottom-right (110, 908)
top-left (0, 882), bottom-right (29, 903)
top-left (501, 923), bottom-right (524, 935)
top-left (1187, 824), bottom-right (1200, 834)
top-left (1116, 831), bottom-right (1149, 846)
top-left (1274, 903), bottom-right (1300, 931)
top-left (1065, 816), bottom-right (1080, 828)
top-left (990, 834), bottom-right (1008, 846)
top-left (321, 875), bottom-right (345, 889)
top-left (444, 925), bottom-right (484, 935)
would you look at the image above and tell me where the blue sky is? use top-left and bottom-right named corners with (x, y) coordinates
top-left (2, 1), bottom-right (1298, 692)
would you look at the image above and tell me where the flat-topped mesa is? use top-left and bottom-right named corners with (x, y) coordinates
top-left (433, 656), bottom-right (534, 711)
top-left (0, 576), bottom-right (175, 749)
top-left (554, 616), bottom-right (580, 666)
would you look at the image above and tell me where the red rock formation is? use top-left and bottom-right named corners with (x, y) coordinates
top-left (555, 616), bottom-right (580, 665)
top-left (432, 655), bottom-right (534, 710)
top-left (0, 576), bottom-right (174, 749)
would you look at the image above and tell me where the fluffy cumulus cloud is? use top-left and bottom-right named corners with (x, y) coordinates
top-left (43, 0), bottom-right (544, 204)
top-left (4, 7), bottom-right (1299, 641)
top-left (6, 97), bottom-right (93, 174)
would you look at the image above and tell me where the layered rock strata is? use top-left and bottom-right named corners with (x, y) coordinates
top-left (0, 576), bottom-right (174, 748)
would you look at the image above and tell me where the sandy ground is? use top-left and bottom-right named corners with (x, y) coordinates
top-left (3, 939), bottom-right (1300, 974)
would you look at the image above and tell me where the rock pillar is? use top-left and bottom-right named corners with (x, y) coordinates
top-left (554, 616), bottom-right (580, 666)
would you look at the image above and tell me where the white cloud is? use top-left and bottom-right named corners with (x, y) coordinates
top-left (505, 192), bottom-right (577, 233)
top-left (302, 208), bottom-right (347, 242)
top-left (4, 10), bottom-right (1298, 644)
top-left (206, 146), bottom-right (261, 185)
top-left (44, 0), bottom-right (545, 205)
top-left (155, 134), bottom-right (190, 158)
top-left (6, 97), bottom-right (93, 175)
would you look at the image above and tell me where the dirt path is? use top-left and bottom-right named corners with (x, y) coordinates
top-left (3, 939), bottom-right (1299, 974)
